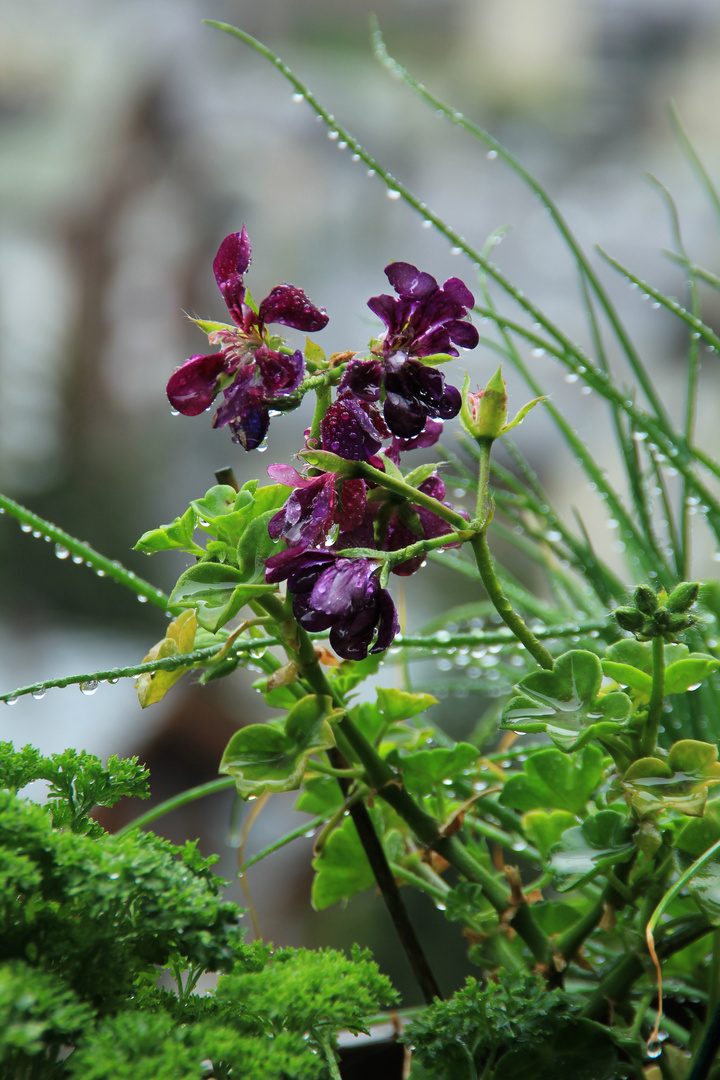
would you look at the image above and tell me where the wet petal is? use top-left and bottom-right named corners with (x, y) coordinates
top-left (442, 276), bottom-right (475, 307)
top-left (258, 284), bottom-right (329, 332)
top-left (371, 589), bottom-right (400, 652)
top-left (336, 478), bottom-right (367, 533)
top-left (257, 348), bottom-right (304, 396)
top-left (167, 353), bottom-right (228, 416)
top-left (321, 397), bottom-right (388, 461)
top-left (268, 473), bottom-right (336, 548)
top-left (340, 359), bottom-right (383, 402)
top-left (309, 558), bottom-right (377, 617)
top-left (385, 261), bottom-right (437, 299)
top-left (330, 604), bottom-right (379, 660)
top-left (213, 229), bottom-right (251, 324)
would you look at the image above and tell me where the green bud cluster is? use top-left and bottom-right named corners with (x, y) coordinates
top-left (614, 581), bottom-right (700, 641)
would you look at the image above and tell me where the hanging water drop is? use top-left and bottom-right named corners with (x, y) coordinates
top-left (55, 544), bottom-right (70, 560)
top-left (137, 594), bottom-right (148, 603)
top-left (80, 681), bottom-right (99, 696)
top-left (72, 554), bottom-right (83, 565)
top-left (386, 188), bottom-right (401, 200)
top-left (327, 129), bottom-right (339, 141)
top-left (487, 150), bottom-right (498, 160)
top-left (292, 91), bottom-right (304, 103)
top-left (5, 697), bottom-right (18, 706)
top-left (20, 523), bottom-right (32, 533)
top-left (32, 689), bottom-right (46, 700)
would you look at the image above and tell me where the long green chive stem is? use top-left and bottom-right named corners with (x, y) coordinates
top-left (470, 535), bottom-right (554, 670)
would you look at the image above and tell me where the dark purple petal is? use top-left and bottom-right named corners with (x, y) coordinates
top-left (264, 547), bottom-right (333, 588)
top-left (367, 293), bottom-right (405, 335)
top-left (321, 397), bottom-right (388, 461)
top-left (330, 604), bottom-right (381, 661)
top-left (438, 383), bottom-right (462, 419)
top-left (256, 347), bottom-right (304, 396)
top-left (228, 391), bottom-right (270, 451)
top-left (340, 359), bottom-right (383, 402)
top-left (258, 284), bottom-right (329, 332)
top-left (167, 353), bottom-right (227, 416)
top-left (268, 473), bottom-right (335, 548)
top-left (213, 230), bottom-right (251, 325)
top-left (336, 478), bottom-right (367, 533)
top-left (442, 277), bottom-right (475, 307)
top-left (371, 589), bottom-right (400, 652)
top-left (388, 419), bottom-right (444, 462)
top-left (212, 366), bottom-right (254, 429)
top-left (385, 262), bottom-right (437, 300)
top-left (448, 320), bottom-right (479, 350)
top-left (309, 558), bottom-right (377, 617)
top-left (383, 394), bottom-right (426, 439)
top-left (267, 463), bottom-right (305, 487)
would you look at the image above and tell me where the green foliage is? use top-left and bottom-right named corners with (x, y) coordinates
top-left (548, 810), bottom-right (636, 891)
top-left (219, 694), bottom-right (337, 799)
top-left (403, 971), bottom-right (590, 1079)
top-left (500, 650), bottom-right (633, 751)
top-left (499, 744), bottom-right (605, 815)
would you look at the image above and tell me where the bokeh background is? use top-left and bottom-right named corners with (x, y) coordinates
top-left (2, 0), bottom-right (720, 1000)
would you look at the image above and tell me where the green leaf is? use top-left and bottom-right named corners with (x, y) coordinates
top-left (604, 639), bottom-right (690, 673)
top-left (304, 337), bottom-right (326, 367)
top-left (134, 507), bottom-right (203, 556)
top-left (676, 843), bottom-right (720, 926)
top-left (295, 775), bottom-right (344, 816)
top-left (500, 745), bottom-right (605, 815)
top-left (311, 812), bottom-right (377, 909)
top-left (236, 510), bottom-right (283, 579)
top-left (190, 317), bottom-right (235, 336)
top-left (675, 800), bottom-right (720, 858)
top-left (494, 1020), bottom-right (617, 1080)
top-left (522, 810), bottom-right (579, 860)
top-left (376, 687), bottom-right (437, 723)
top-left (548, 810), bottom-right (635, 891)
top-left (328, 653), bottom-right (384, 699)
top-left (135, 610), bottom-right (198, 708)
top-left (219, 695), bottom-right (336, 799)
top-left (622, 740), bottom-right (720, 818)
top-left (600, 660), bottom-right (653, 697)
top-left (403, 462), bottom-right (443, 488)
top-left (386, 744), bottom-right (478, 795)
top-left (168, 563), bottom-right (277, 633)
top-left (500, 650), bottom-right (632, 751)
top-left (665, 654), bottom-right (719, 694)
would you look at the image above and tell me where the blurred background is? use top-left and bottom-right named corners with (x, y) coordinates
top-left (2, 0), bottom-right (720, 1000)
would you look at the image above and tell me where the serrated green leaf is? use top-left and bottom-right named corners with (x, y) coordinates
top-left (522, 811), bottom-right (578, 860)
top-left (311, 812), bottom-right (377, 909)
top-left (403, 462), bottom-right (442, 488)
top-left (665, 655), bottom-right (719, 694)
top-left (219, 695), bottom-right (335, 799)
top-left (190, 317), bottom-right (234, 335)
top-left (500, 650), bottom-right (632, 751)
top-left (386, 743), bottom-right (478, 795)
top-left (168, 563), bottom-right (277, 633)
top-left (236, 510), bottom-right (284, 579)
top-left (295, 775), bottom-right (344, 816)
top-left (329, 653), bottom-right (384, 699)
top-left (548, 810), bottom-right (635, 891)
top-left (376, 687), bottom-right (437, 723)
top-left (304, 337), bottom-right (326, 366)
top-left (622, 740), bottom-right (720, 818)
top-left (600, 660), bottom-right (653, 696)
top-left (676, 842), bottom-right (720, 926)
top-left (500, 745), bottom-right (604, 815)
top-left (134, 507), bottom-right (203, 556)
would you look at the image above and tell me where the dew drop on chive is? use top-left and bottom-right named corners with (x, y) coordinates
top-left (55, 544), bottom-right (70, 560)
top-left (487, 149), bottom-right (498, 160)
top-left (137, 594), bottom-right (148, 603)
top-left (292, 92), bottom-right (304, 103)
top-left (5, 697), bottom-right (18, 706)
top-left (32, 689), bottom-right (46, 700)
top-left (20, 523), bottom-right (32, 533)
top-left (386, 188), bottom-right (401, 200)
top-left (80, 680), bottom-right (99, 696)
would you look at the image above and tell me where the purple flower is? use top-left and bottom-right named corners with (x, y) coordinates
top-left (379, 474), bottom-right (460, 576)
top-left (167, 228), bottom-right (328, 450)
top-left (368, 262), bottom-right (479, 360)
top-left (265, 548), bottom-right (399, 661)
top-left (348, 262), bottom-right (479, 441)
top-left (266, 464), bottom-right (367, 550)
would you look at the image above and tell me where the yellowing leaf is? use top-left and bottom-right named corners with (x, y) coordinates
top-left (135, 609), bottom-right (197, 708)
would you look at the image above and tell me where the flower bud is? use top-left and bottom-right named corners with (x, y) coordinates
top-left (614, 607), bottom-right (645, 633)
top-left (460, 366), bottom-right (507, 441)
top-left (633, 585), bottom-right (658, 616)
top-left (666, 581), bottom-right (700, 614)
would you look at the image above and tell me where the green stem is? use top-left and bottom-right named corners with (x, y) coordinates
top-left (117, 778), bottom-right (236, 835)
top-left (643, 636), bottom-right (666, 756)
top-left (470, 535), bottom-right (554, 670)
top-left (0, 492), bottom-right (168, 609)
top-left (474, 436), bottom-right (493, 525)
top-left (309, 382), bottom-right (332, 446)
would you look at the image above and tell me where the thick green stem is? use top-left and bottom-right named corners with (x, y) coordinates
top-left (642, 636), bottom-right (666, 756)
top-left (309, 382), bottom-right (332, 446)
top-left (470, 535), bottom-right (554, 670)
top-left (474, 436), bottom-right (493, 525)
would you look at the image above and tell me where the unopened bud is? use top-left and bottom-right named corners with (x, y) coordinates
top-left (460, 367), bottom-right (507, 441)
top-left (666, 581), bottom-right (700, 614)
top-left (614, 607), bottom-right (645, 633)
top-left (633, 585), bottom-right (659, 616)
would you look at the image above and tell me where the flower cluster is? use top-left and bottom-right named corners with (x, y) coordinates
top-left (169, 234), bottom-right (478, 659)
top-left (167, 228), bottom-right (328, 449)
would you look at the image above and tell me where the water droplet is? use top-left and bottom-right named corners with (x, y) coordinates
top-left (531, 347), bottom-right (546, 357)
top-left (170, 409), bottom-right (180, 417)
top-left (632, 430), bottom-right (648, 441)
top-left (292, 92), bottom-right (304, 103)
top-left (108, 677), bottom-right (120, 685)
top-left (32, 689), bottom-right (46, 700)
top-left (581, 385), bottom-right (592, 395)
top-left (386, 188), bottom-right (401, 200)
top-left (5, 697), bottom-right (18, 706)
top-left (96, 569), bottom-right (105, 577)
top-left (327, 129), bottom-right (339, 140)
top-left (257, 444), bottom-right (268, 453)
top-left (487, 150), bottom-right (498, 160)
top-left (137, 594), bottom-right (148, 603)
top-left (108, 871), bottom-right (120, 880)
top-left (55, 544), bottom-right (70, 560)
top-left (366, 168), bottom-right (375, 177)
top-left (80, 680), bottom-right (99, 696)
top-left (450, 246), bottom-right (462, 255)
top-left (351, 153), bottom-right (360, 162)
top-left (20, 523), bottom-right (32, 533)
top-left (422, 219), bottom-right (432, 229)
top-left (338, 140), bottom-right (348, 150)
top-left (564, 373), bottom-right (579, 383)
top-left (546, 530), bottom-right (562, 542)
top-left (72, 554), bottom-right (83, 565)
top-left (646, 1040), bottom-right (662, 1060)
